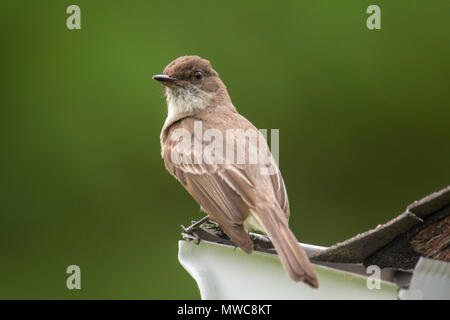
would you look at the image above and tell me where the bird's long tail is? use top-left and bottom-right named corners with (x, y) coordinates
top-left (257, 207), bottom-right (319, 288)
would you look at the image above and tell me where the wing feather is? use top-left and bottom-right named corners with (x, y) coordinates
top-left (162, 115), bottom-right (290, 252)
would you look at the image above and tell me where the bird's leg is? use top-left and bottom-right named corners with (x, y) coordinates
top-left (181, 216), bottom-right (212, 244)
top-left (181, 215), bottom-right (211, 235)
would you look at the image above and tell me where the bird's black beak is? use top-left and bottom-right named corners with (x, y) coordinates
top-left (152, 74), bottom-right (178, 84)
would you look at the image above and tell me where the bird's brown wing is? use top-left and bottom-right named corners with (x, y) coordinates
top-left (267, 160), bottom-right (290, 219)
top-left (162, 114), bottom-right (290, 252)
top-left (229, 112), bottom-right (290, 219)
top-left (163, 122), bottom-right (258, 253)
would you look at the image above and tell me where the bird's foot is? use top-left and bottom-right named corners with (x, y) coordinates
top-left (181, 216), bottom-right (211, 244)
top-left (181, 216), bottom-right (211, 234)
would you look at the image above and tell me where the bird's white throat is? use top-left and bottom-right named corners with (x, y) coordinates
top-left (165, 87), bottom-right (211, 118)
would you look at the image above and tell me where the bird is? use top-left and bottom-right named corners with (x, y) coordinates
top-left (153, 55), bottom-right (319, 288)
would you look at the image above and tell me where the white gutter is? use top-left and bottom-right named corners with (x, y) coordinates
top-left (178, 240), bottom-right (399, 299)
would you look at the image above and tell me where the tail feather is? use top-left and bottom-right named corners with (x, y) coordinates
top-left (258, 207), bottom-right (319, 288)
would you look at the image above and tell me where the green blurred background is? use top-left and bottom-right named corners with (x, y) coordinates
top-left (0, 1), bottom-right (449, 299)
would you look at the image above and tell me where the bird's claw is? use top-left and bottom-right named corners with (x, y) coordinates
top-left (181, 216), bottom-right (211, 244)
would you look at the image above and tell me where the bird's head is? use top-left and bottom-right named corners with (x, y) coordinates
top-left (153, 56), bottom-right (231, 117)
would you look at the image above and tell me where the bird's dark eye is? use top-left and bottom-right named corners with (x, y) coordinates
top-left (194, 71), bottom-right (202, 79)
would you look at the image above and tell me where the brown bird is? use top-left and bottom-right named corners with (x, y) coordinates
top-left (153, 56), bottom-right (319, 288)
